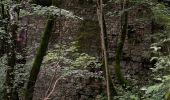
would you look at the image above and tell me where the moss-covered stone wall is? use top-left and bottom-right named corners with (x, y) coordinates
top-left (27, 1), bottom-right (155, 99)
top-left (58, 0), bottom-right (153, 85)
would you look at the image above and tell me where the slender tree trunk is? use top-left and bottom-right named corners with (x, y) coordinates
top-left (101, 16), bottom-right (117, 96)
top-left (24, 15), bottom-right (55, 100)
top-left (3, 3), bottom-right (21, 99)
top-left (13, 2), bottom-right (23, 99)
top-left (4, 23), bottom-right (18, 100)
top-left (97, 0), bottom-right (117, 99)
top-left (0, 0), bottom-right (6, 57)
top-left (101, 59), bottom-right (117, 96)
top-left (1, 2), bottom-right (5, 19)
top-left (114, 0), bottom-right (129, 86)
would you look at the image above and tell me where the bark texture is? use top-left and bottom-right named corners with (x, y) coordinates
top-left (4, 23), bottom-right (18, 100)
top-left (3, 3), bottom-right (20, 99)
top-left (24, 15), bottom-right (55, 100)
top-left (114, 0), bottom-right (129, 86)
top-left (97, 0), bottom-right (117, 99)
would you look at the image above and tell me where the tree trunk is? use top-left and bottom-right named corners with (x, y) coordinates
top-left (24, 15), bottom-right (55, 100)
top-left (4, 23), bottom-right (18, 100)
top-left (0, 0), bottom-right (6, 57)
top-left (101, 59), bottom-right (117, 96)
top-left (114, 0), bottom-right (129, 86)
top-left (3, 3), bottom-right (21, 99)
top-left (101, 15), bottom-right (117, 96)
top-left (97, 0), bottom-right (117, 99)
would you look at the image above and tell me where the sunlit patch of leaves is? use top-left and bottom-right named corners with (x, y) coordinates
top-left (32, 5), bottom-right (83, 20)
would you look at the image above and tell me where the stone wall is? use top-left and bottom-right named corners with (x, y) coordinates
top-left (58, 0), bottom-right (153, 73)
top-left (25, 1), bottom-right (155, 99)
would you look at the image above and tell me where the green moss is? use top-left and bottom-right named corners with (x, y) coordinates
top-left (114, 1), bottom-right (129, 86)
top-left (24, 15), bottom-right (55, 100)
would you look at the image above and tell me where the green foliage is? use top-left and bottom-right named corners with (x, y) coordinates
top-left (152, 3), bottom-right (170, 33)
top-left (0, 0), bottom-right (13, 6)
top-left (150, 55), bottom-right (170, 72)
top-left (44, 41), bottom-right (101, 70)
top-left (143, 5), bottom-right (170, 95)
top-left (106, 1), bottom-right (170, 100)
top-left (111, 84), bottom-right (140, 100)
top-left (32, 5), bottom-right (83, 19)
top-left (19, 5), bottom-right (83, 20)
top-left (72, 53), bottom-right (96, 68)
top-left (142, 78), bottom-right (170, 100)
top-left (0, 55), bottom-right (7, 99)
top-left (142, 2), bottom-right (170, 99)
top-left (142, 44), bottom-right (170, 100)
top-left (42, 41), bottom-right (104, 99)
top-left (0, 27), bottom-right (7, 39)
top-left (19, 9), bottom-right (32, 17)
top-left (114, 93), bottom-right (139, 100)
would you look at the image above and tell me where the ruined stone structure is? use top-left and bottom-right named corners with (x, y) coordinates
top-left (58, 0), bottom-right (153, 82)
top-left (25, 1), bottom-right (154, 99)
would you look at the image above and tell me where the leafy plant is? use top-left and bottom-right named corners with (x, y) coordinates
top-left (0, 55), bottom-right (7, 99)
top-left (143, 41), bottom-right (170, 100)
top-left (44, 41), bottom-right (100, 68)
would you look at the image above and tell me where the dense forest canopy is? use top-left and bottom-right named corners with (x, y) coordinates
top-left (0, 0), bottom-right (170, 100)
